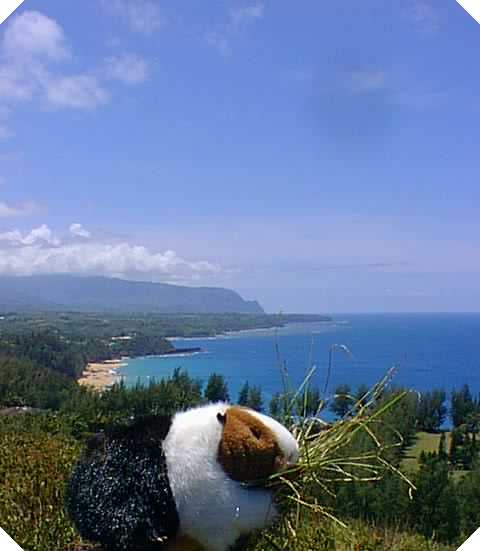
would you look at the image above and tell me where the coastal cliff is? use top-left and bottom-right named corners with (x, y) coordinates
top-left (0, 275), bottom-right (264, 314)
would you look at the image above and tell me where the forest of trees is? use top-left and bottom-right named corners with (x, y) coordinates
top-left (0, 311), bottom-right (331, 339)
top-left (0, 330), bottom-right (175, 376)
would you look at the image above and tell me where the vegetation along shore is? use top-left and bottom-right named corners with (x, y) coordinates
top-left (1, 311), bottom-right (330, 391)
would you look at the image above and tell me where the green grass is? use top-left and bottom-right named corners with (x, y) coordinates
top-left (0, 428), bottom-right (81, 551)
top-left (402, 432), bottom-right (448, 471)
top-left (401, 431), bottom-right (469, 484)
top-left (247, 516), bottom-right (456, 551)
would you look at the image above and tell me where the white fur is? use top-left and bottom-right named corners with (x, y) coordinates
top-left (163, 403), bottom-right (279, 551)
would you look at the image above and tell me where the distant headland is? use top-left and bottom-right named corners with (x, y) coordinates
top-left (0, 274), bottom-right (264, 314)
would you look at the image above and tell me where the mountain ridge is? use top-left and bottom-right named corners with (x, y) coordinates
top-left (0, 275), bottom-right (264, 314)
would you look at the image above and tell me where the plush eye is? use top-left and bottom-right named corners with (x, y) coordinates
top-left (250, 427), bottom-right (262, 440)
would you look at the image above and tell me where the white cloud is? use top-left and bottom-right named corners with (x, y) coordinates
top-left (0, 223), bottom-right (221, 281)
top-left (0, 229), bottom-right (23, 242)
top-left (0, 201), bottom-right (37, 218)
top-left (0, 125), bottom-right (12, 140)
top-left (323, 67), bottom-right (446, 113)
top-left (105, 54), bottom-right (149, 84)
top-left (2, 10), bottom-right (70, 61)
top-left (102, 0), bottom-right (165, 35)
top-left (45, 74), bottom-right (109, 109)
top-left (0, 11), bottom-right (108, 112)
top-left (69, 223), bottom-right (91, 239)
top-left (0, 64), bottom-right (37, 102)
top-left (349, 69), bottom-right (386, 94)
top-left (206, 2), bottom-right (264, 56)
top-left (404, 1), bottom-right (440, 35)
top-left (0, 9), bottom-right (152, 138)
top-left (205, 32), bottom-right (231, 58)
top-left (0, 224), bottom-right (59, 245)
top-left (230, 3), bottom-right (264, 26)
top-left (22, 224), bottom-right (60, 246)
top-left (316, 68), bottom-right (389, 100)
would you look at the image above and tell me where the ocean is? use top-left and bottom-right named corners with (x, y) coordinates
top-left (121, 313), bottom-right (480, 408)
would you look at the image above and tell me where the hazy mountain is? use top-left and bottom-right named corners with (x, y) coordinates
top-left (0, 275), bottom-right (264, 314)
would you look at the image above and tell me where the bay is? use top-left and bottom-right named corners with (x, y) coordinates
top-left (122, 313), bottom-right (480, 407)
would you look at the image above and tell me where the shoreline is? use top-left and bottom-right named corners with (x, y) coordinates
top-left (78, 358), bottom-right (129, 391)
top-left (77, 347), bottom-right (202, 391)
top-left (168, 320), bottom-right (339, 341)
top-left (77, 321), bottom-right (336, 391)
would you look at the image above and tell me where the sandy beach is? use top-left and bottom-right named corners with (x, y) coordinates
top-left (78, 358), bottom-right (128, 391)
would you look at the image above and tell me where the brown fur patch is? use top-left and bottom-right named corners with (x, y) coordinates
top-left (217, 407), bottom-right (285, 482)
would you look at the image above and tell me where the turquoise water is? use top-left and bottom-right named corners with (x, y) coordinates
top-left (122, 314), bottom-right (480, 404)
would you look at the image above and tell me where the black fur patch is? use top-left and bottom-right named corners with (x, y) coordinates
top-left (66, 415), bottom-right (179, 551)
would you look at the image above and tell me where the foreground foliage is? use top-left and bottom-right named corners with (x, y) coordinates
top-left (0, 409), bottom-right (458, 551)
top-left (0, 416), bottom-right (81, 551)
top-left (0, 367), bottom-right (478, 551)
top-left (248, 517), bottom-right (456, 551)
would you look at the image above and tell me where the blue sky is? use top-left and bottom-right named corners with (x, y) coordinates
top-left (0, 0), bottom-right (479, 313)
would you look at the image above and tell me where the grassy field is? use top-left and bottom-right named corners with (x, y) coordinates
top-left (248, 517), bottom-right (456, 551)
top-left (402, 431), bottom-right (467, 482)
top-left (401, 431), bottom-right (447, 471)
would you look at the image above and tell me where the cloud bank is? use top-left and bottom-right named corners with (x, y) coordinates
top-left (0, 224), bottom-right (220, 282)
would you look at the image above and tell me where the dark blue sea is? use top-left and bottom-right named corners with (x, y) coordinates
top-left (122, 314), bottom-right (480, 407)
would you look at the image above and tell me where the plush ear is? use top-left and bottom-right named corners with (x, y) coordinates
top-left (107, 414), bottom-right (173, 444)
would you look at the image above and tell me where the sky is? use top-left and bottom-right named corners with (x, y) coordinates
top-left (0, 0), bottom-right (479, 313)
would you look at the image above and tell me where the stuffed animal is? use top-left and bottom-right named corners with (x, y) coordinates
top-left (66, 403), bottom-right (299, 551)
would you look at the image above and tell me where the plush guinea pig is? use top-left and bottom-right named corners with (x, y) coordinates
top-left (66, 403), bottom-right (299, 551)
